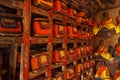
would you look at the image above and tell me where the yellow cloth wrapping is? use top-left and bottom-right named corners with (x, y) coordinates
top-left (93, 26), bottom-right (99, 35)
top-left (115, 25), bottom-right (120, 33)
top-left (100, 18), bottom-right (115, 29)
top-left (103, 19), bottom-right (116, 29)
top-left (95, 46), bottom-right (114, 60)
top-left (100, 18), bottom-right (120, 34)
top-left (100, 52), bottom-right (114, 60)
top-left (95, 52), bottom-right (114, 60)
top-left (95, 65), bottom-right (111, 80)
top-left (114, 69), bottom-right (120, 80)
top-left (116, 77), bottom-right (120, 80)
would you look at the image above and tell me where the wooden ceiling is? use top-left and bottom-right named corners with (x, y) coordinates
top-left (69, 0), bottom-right (120, 18)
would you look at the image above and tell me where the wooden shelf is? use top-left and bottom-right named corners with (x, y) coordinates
top-left (30, 37), bottom-right (50, 44)
top-left (53, 38), bottom-right (65, 43)
top-left (54, 10), bottom-right (67, 16)
top-left (53, 14), bottom-right (64, 22)
top-left (31, 6), bottom-right (49, 17)
top-left (67, 38), bottom-right (75, 43)
top-left (52, 63), bottom-right (63, 69)
top-left (0, 37), bottom-right (23, 44)
top-left (67, 58), bottom-right (75, 65)
top-left (0, 0), bottom-right (23, 9)
top-left (0, 0), bottom-right (95, 80)
top-left (29, 68), bottom-right (49, 79)
top-left (0, 12), bottom-right (23, 19)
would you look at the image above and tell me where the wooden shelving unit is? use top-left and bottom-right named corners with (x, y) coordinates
top-left (0, 0), bottom-right (95, 80)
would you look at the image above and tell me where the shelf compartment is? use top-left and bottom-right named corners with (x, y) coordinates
top-left (31, 17), bottom-right (52, 37)
top-left (52, 67), bottom-right (64, 80)
top-left (52, 49), bottom-right (66, 64)
top-left (30, 44), bottom-right (51, 72)
top-left (67, 26), bottom-right (78, 38)
top-left (53, 23), bottom-right (66, 38)
top-left (0, 13), bottom-right (23, 36)
top-left (67, 48), bottom-right (76, 59)
top-left (0, 44), bottom-right (18, 80)
top-left (29, 52), bottom-right (50, 78)
top-left (67, 7), bottom-right (77, 20)
top-left (66, 63), bottom-right (76, 80)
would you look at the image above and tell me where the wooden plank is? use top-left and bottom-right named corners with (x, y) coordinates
top-left (53, 38), bottom-right (65, 43)
top-left (8, 44), bottom-right (18, 79)
top-left (67, 58), bottom-right (75, 65)
top-left (29, 69), bottom-right (48, 79)
top-left (53, 14), bottom-right (63, 22)
top-left (0, 33), bottom-right (22, 37)
top-left (0, 0), bottom-right (24, 9)
top-left (30, 37), bottom-right (49, 44)
top-left (0, 37), bottom-right (23, 44)
top-left (0, 12), bottom-right (23, 19)
top-left (52, 63), bottom-right (64, 69)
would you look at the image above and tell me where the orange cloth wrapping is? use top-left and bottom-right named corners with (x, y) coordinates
top-left (77, 47), bottom-right (81, 55)
top-left (32, 21), bottom-right (52, 35)
top-left (115, 44), bottom-right (120, 56)
top-left (95, 45), bottom-right (114, 60)
top-left (114, 69), bottom-right (120, 80)
top-left (89, 60), bottom-right (93, 67)
top-left (52, 50), bottom-right (66, 63)
top-left (0, 21), bottom-right (22, 33)
top-left (100, 17), bottom-right (119, 33)
top-left (53, 0), bottom-right (61, 11)
top-left (77, 64), bottom-right (81, 73)
top-left (67, 48), bottom-right (75, 58)
top-left (67, 26), bottom-right (77, 38)
top-left (97, 45), bottom-right (107, 55)
top-left (77, 11), bottom-right (85, 17)
top-left (66, 68), bottom-right (74, 79)
top-left (68, 8), bottom-right (77, 17)
top-left (31, 56), bottom-right (39, 70)
top-left (117, 16), bottom-right (120, 22)
top-left (53, 24), bottom-right (65, 37)
top-left (101, 17), bottom-right (112, 26)
top-left (95, 65), bottom-right (111, 79)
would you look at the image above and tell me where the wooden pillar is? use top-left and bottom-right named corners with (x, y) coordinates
top-left (20, 0), bottom-right (31, 80)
